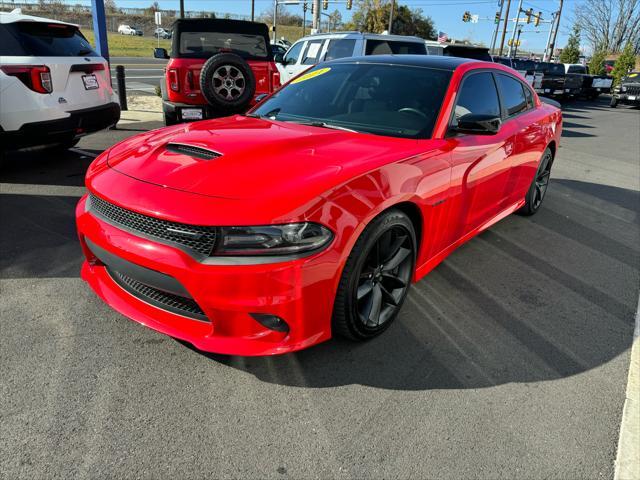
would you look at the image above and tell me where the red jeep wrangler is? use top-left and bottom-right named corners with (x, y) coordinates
top-left (154, 19), bottom-right (281, 125)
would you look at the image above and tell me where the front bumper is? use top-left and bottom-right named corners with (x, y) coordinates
top-left (1, 102), bottom-right (121, 150)
top-left (75, 194), bottom-right (337, 356)
top-left (613, 92), bottom-right (640, 105)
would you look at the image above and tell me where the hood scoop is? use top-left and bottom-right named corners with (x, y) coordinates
top-left (165, 143), bottom-right (221, 160)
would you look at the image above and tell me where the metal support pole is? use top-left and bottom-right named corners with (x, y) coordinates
top-left (507, 0), bottom-right (523, 57)
top-left (498, 0), bottom-right (511, 56)
top-left (91, 0), bottom-right (109, 61)
top-left (312, 0), bottom-right (321, 32)
top-left (179, 0), bottom-right (184, 18)
top-left (251, 0), bottom-right (255, 21)
top-left (115, 65), bottom-right (127, 111)
top-left (302, 3), bottom-right (306, 36)
top-left (548, 0), bottom-right (563, 62)
top-left (272, 0), bottom-right (277, 41)
top-left (513, 26), bottom-right (522, 57)
top-left (388, 0), bottom-right (395, 34)
top-left (490, 0), bottom-right (504, 55)
top-left (543, 11), bottom-right (556, 61)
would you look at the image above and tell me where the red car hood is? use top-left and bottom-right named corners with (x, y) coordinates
top-left (107, 115), bottom-right (425, 202)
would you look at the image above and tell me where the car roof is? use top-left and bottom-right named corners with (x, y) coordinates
top-left (293, 31), bottom-right (425, 43)
top-left (326, 54), bottom-right (478, 71)
top-left (0, 9), bottom-right (76, 26)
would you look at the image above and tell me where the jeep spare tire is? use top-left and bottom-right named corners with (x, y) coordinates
top-left (199, 53), bottom-right (255, 112)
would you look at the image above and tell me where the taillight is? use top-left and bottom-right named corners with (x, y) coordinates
top-left (0, 65), bottom-right (53, 93)
top-left (168, 68), bottom-right (179, 91)
top-left (272, 71), bottom-right (281, 89)
top-left (186, 69), bottom-right (194, 90)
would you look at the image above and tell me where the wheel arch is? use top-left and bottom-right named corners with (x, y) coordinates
top-left (390, 201), bottom-right (424, 254)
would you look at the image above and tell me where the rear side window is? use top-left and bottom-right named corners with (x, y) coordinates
top-left (512, 59), bottom-right (534, 71)
top-left (179, 32), bottom-right (269, 59)
top-left (567, 65), bottom-right (586, 74)
top-left (496, 74), bottom-right (528, 117)
top-left (324, 39), bottom-right (356, 61)
top-left (453, 72), bottom-right (501, 124)
top-left (0, 22), bottom-right (97, 57)
top-left (426, 45), bottom-right (443, 55)
top-left (301, 40), bottom-right (324, 65)
top-left (365, 40), bottom-right (426, 55)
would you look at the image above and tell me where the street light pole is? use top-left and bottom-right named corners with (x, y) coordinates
top-left (272, 0), bottom-right (277, 41)
top-left (543, 11), bottom-right (556, 61)
top-left (179, 0), bottom-right (184, 18)
top-left (388, 0), bottom-right (395, 34)
top-left (498, 0), bottom-right (511, 56)
top-left (513, 26), bottom-right (522, 57)
top-left (490, 0), bottom-right (504, 55)
top-left (251, 0), bottom-right (255, 21)
top-left (548, 0), bottom-right (563, 61)
top-left (507, 0), bottom-right (523, 57)
top-left (312, 0), bottom-right (320, 32)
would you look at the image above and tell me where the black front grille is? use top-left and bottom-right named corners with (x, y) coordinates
top-left (108, 268), bottom-right (208, 321)
top-left (89, 194), bottom-right (217, 257)
top-left (625, 85), bottom-right (640, 95)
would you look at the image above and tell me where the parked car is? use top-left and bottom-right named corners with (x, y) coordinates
top-left (154, 27), bottom-right (171, 39)
top-left (118, 24), bottom-right (142, 36)
top-left (76, 55), bottom-right (562, 355)
top-left (610, 71), bottom-right (640, 108)
top-left (0, 10), bottom-right (120, 151)
top-left (493, 57), bottom-right (543, 89)
top-left (425, 41), bottom-right (492, 61)
top-left (563, 63), bottom-right (613, 99)
top-left (532, 61), bottom-right (582, 99)
top-left (154, 18), bottom-right (281, 125)
top-left (276, 32), bottom-right (427, 83)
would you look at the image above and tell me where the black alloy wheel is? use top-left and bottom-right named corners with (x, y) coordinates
top-left (333, 209), bottom-right (416, 340)
top-left (518, 147), bottom-right (553, 216)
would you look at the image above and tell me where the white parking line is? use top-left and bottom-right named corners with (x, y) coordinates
top-left (0, 183), bottom-right (86, 197)
top-left (70, 148), bottom-right (98, 158)
top-left (614, 294), bottom-right (640, 480)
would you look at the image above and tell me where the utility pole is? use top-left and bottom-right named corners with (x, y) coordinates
top-left (507, 0), bottom-right (524, 57)
top-left (547, 0), bottom-right (563, 61)
top-left (388, 0), bottom-right (395, 34)
top-left (302, 3), bottom-right (306, 36)
top-left (542, 11), bottom-right (557, 61)
top-left (312, 0), bottom-right (321, 32)
top-left (272, 0), bottom-right (277, 41)
top-left (490, 0), bottom-right (504, 55)
top-left (498, 0), bottom-right (511, 56)
top-left (179, 0), bottom-right (184, 18)
top-left (513, 25), bottom-right (522, 57)
top-left (251, 0), bottom-right (254, 21)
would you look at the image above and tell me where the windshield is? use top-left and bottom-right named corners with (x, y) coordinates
top-left (535, 62), bottom-right (564, 75)
top-left (252, 63), bottom-right (451, 139)
top-left (0, 22), bottom-right (98, 57)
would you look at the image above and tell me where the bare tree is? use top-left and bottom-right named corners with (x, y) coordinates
top-left (575, 0), bottom-right (640, 53)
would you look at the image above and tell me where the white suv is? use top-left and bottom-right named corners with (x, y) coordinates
top-left (276, 32), bottom-right (427, 83)
top-left (0, 11), bottom-right (120, 150)
top-left (118, 24), bottom-right (142, 36)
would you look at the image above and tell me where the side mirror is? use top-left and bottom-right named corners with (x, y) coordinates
top-left (154, 48), bottom-right (169, 59)
top-left (451, 114), bottom-right (501, 135)
top-left (254, 93), bottom-right (268, 103)
top-left (274, 53), bottom-right (285, 64)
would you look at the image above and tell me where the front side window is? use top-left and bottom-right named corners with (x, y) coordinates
top-left (324, 39), bottom-right (356, 61)
top-left (365, 40), bottom-right (426, 55)
top-left (301, 40), bottom-right (324, 65)
top-left (283, 41), bottom-right (303, 65)
top-left (252, 63), bottom-right (451, 139)
top-left (496, 74), bottom-right (528, 117)
top-left (452, 72), bottom-right (501, 125)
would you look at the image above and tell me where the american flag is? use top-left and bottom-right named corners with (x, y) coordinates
top-left (437, 31), bottom-right (449, 44)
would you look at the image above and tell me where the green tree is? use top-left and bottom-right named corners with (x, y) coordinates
top-left (559, 24), bottom-right (581, 64)
top-left (588, 48), bottom-right (607, 76)
top-left (613, 42), bottom-right (637, 85)
top-left (346, 0), bottom-right (436, 39)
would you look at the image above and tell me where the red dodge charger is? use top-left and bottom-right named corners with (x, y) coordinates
top-left (76, 56), bottom-right (562, 355)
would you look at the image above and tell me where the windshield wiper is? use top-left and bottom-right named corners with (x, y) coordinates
top-left (289, 120), bottom-right (358, 133)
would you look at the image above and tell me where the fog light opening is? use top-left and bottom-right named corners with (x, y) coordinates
top-left (250, 313), bottom-right (290, 334)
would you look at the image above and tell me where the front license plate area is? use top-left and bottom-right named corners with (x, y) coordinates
top-left (181, 108), bottom-right (203, 120)
top-left (82, 74), bottom-right (99, 90)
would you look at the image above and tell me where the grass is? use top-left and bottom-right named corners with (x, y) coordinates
top-left (83, 24), bottom-right (306, 57)
top-left (84, 30), bottom-right (171, 58)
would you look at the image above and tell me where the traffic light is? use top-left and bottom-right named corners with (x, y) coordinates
top-left (303, 2), bottom-right (307, 12)
top-left (310, 1), bottom-right (314, 14)
top-left (322, 0), bottom-right (328, 9)
top-left (462, 11), bottom-right (471, 22)
top-left (494, 11), bottom-right (500, 24)
top-left (346, 0), bottom-right (352, 9)
top-left (534, 11), bottom-right (542, 26)
top-left (525, 8), bottom-right (533, 23)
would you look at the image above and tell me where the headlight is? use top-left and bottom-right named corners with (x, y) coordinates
top-left (214, 222), bottom-right (333, 256)
top-left (621, 86), bottom-right (627, 92)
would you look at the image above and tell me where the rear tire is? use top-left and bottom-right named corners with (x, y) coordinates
top-left (517, 147), bottom-right (553, 216)
top-left (332, 209), bottom-right (416, 341)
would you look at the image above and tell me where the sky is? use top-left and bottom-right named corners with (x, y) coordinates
top-left (73, 0), bottom-right (585, 53)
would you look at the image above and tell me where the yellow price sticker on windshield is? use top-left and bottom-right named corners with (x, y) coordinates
top-left (629, 73), bottom-right (638, 77)
top-left (291, 67), bottom-right (331, 84)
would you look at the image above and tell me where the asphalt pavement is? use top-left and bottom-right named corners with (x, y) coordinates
top-left (1, 97), bottom-right (638, 479)
top-left (110, 56), bottom-right (166, 95)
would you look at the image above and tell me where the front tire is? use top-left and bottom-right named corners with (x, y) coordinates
top-left (332, 209), bottom-right (416, 341)
top-left (517, 147), bottom-right (553, 216)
